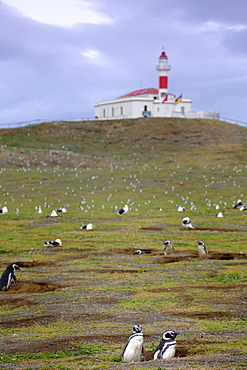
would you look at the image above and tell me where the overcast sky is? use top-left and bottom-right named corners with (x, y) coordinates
top-left (1, 0), bottom-right (247, 126)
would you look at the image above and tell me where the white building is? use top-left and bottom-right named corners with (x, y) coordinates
top-left (94, 51), bottom-right (219, 120)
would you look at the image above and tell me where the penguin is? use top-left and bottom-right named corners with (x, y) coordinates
top-left (239, 206), bottom-right (247, 211)
top-left (44, 239), bottom-right (62, 247)
top-left (216, 212), bottom-right (224, 217)
top-left (0, 263), bottom-right (20, 291)
top-left (134, 250), bottom-right (145, 255)
top-left (153, 330), bottom-right (177, 360)
top-left (80, 223), bottom-right (93, 230)
top-left (49, 209), bottom-right (58, 217)
top-left (182, 217), bottom-right (194, 229)
top-left (35, 206), bottom-right (42, 214)
top-left (197, 241), bottom-right (208, 257)
top-left (177, 206), bottom-right (186, 212)
top-left (0, 206), bottom-right (8, 215)
top-left (122, 324), bottom-right (144, 362)
top-left (56, 207), bottom-right (67, 213)
top-left (233, 199), bottom-right (245, 209)
top-left (117, 204), bottom-right (128, 215)
top-left (163, 240), bottom-right (175, 256)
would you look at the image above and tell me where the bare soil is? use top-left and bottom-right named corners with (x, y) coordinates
top-left (0, 248), bottom-right (247, 369)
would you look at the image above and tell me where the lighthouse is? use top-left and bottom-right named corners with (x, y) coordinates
top-left (156, 50), bottom-right (171, 99)
top-left (95, 49), bottom-right (218, 120)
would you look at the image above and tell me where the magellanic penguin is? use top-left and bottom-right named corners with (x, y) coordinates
top-left (134, 250), bottom-right (145, 255)
top-left (117, 204), bottom-right (128, 215)
top-left (0, 263), bottom-right (21, 291)
top-left (153, 330), bottom-right (177, 360)
top-left (216, 212), bottom-right (224, 217)
top-left (163, 240), bottom-right (175, 256)
top-left (233, 199), bottom-right (245, 209)
top-left (0, 206), bottom-right (8, 214)
top-left (44, 239), bottom-right (62, 247)
top-left (198, 241), bottom-right (208, 257)
top-left (80, 223), bottom-right (93, 230)
top-left (49, 209), bottom-right (59, 217)
top-left (182, 217), bottom-right (195, 229)
top-left (56, 207), bottom-right (67, 213)
top-left (122, 324), bottom-right (144, 362)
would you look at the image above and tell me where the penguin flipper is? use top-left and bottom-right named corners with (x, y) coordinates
top-left (121, 339), bottom-right (130, 359)
top-left (153, 339), bottom-right (165, 359)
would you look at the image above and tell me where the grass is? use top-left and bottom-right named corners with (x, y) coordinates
top-left (0, 118), bottom-right (247, 369)
top-left (0, 344), bottom-right (108, 363)
top-left (197, 318), bottom-right (247, 331)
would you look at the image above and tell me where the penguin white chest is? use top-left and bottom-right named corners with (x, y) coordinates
top-left (162, 343), bottom-right (176, 359)
top-left (123, 336), bottom-right (143, 362)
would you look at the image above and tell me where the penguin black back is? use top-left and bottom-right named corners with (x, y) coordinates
top-left (153, 330), bottom-right (177, 360)
top-left (0, 263), bottom-right (20, 291)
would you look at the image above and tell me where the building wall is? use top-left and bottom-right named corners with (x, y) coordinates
top-left (95, 96), bottom-right (157, 119)
top-left (95, 96), bottom-right (193, 120)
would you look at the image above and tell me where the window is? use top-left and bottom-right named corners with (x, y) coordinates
top-left (120, 106), bottom-right (123, 116)
top-left (103, 109), bottom-right (106, 118)
top-left (112, 108), bottom-right (114, 117)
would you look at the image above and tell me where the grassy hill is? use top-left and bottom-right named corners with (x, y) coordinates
top-left (0, 118), bottom-right (246, 370)
top-left (1, 117), bottom-right (247, 152)
top-left (1, 117), bottom-right (247, 169)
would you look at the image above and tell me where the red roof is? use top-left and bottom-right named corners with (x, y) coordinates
top-left (118, 88), bottom-right (158, 98)
top-left (159, 51), bottom-right (168, 59)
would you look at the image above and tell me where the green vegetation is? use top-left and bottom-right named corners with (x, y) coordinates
top-left (0, 118), bottom-right (246, 369)
top-left (0, 344), bottom-right (108, 363)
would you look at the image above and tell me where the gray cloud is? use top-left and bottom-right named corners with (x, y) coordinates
top-left (0, 0), bottom-right (247, 125)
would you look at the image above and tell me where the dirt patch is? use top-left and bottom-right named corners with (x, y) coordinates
top-left (174, 311), bottom-right (232, 320)
top-left (143, 338), bottom-right (218, 361)
top-left (110, 248), bottom-right (154, 255)
top-left (5, 281), bottom-right (62, 294)
top-left (195, 226), bottom-right (247, 232)
top-left (0, 260), bottom-right (57, 269)
top-left (0, 314), bottom-right (56, 329)
top-left (155, 250), bottom-right (247, 263)
top-left (192, 283), bottom-right (247, 290)
top-left (0, 297), bottom-right (38, 308)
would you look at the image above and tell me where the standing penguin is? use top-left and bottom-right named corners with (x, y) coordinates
top-left (197, 241), bottom-right (208, 257)
top-left (122, 324), bottom-right (144, 362)
top-left (0, 263), bottom-right (20, 291)
top-left (153, 330), bottom-right (177, 360)
top-left (163, 240), bottom-right (175, 256)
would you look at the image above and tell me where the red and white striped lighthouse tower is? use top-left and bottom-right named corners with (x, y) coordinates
top-left (156, 50), bottom-right (171, 99)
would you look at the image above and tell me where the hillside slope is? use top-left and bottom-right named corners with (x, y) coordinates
top-left (0, 118), bottom-right (246, 169)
